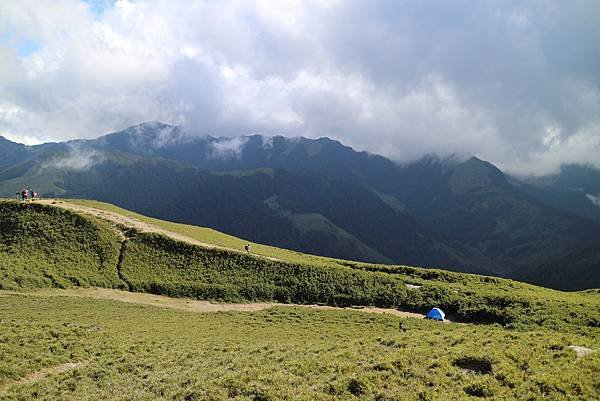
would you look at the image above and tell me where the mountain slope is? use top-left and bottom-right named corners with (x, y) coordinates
top-left (0, 136), bottom-right (30, 168)
top-left (396, 157), bottom-right (600, 277)
top-left (2, 123), bottom-right (600, 289)
top-left (2, 199), bottom-right (599, 333)
top-left (57, 159), bottom-right (461, 267)
top-left (516, 164), bottom-right (600, 223)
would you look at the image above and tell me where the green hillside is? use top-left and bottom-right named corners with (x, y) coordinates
top-left (0, 201), bottom-right (124, 289)
top-left (67, 199), bottom-right (361, 268)
top-left (1, 200), bottom-right (599, 333)
top-left (0, 199), bottom-right (599, 400)
top-left (2, 129), bottom-right (600, 290)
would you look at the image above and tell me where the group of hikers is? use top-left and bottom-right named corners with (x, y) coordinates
top-left (16, 188), bottom-right (37, 201)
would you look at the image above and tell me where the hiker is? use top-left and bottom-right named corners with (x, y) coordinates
top-left (21, 188), bottom-right (28, 201)
top-left (245, 244), bottom-right (251, 254)
top-left (15, 191), bottom-right (21, 201)
top-left (29, 189), bottom-right (36, 201)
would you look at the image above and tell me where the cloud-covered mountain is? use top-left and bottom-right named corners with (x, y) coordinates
top-left (514, 164), bottom-right (600, 223)
top-left (2, 1), bottom-right (599, 176)
top-left (2, 122), bottom-right (600, 290)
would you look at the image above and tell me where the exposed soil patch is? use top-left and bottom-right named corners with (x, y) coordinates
top-left (0, 288), bottom-right (442, 320)
top-left (568, 345), bottom-right (595, 358)
top-left (453, 356), bottom-right (493, 375)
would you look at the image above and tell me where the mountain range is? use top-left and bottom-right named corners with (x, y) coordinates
top-left (1, 121), bottom-right (599, 290)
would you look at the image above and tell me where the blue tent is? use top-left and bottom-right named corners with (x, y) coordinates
top-left (425, 307), bottom-right (445, 321)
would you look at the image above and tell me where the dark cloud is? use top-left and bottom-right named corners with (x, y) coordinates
top-left (0, 0), bottom-right (598, 175)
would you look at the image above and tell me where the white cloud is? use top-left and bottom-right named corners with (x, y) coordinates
top-left (587, 194), bottom-right (600, 208)
top-left (0, 0), bottom-right (599, 175)
top-left (508, 125), bottom-right (600, 176)
top-left (210, 137), bottom-right (249, 159)
top-left (43, 144), bottom-right (105, 170)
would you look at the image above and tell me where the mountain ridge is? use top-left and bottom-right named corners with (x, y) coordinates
top-left (2, 122), bottom-right (600, 290)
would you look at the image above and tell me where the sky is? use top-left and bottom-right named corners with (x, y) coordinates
top-left (0, 0), bottom-right (599, 175)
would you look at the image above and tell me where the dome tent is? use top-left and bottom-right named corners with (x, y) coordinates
top-left (425, 307), bottom-right (445, 321)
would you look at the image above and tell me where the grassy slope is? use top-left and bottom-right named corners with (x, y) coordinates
top-left (1, 200), bottom-right (599, 334)
top-left (0, 202), bottom-right (125, 289)
top-left (1, 200), bottom-right (599, 400)
top-left (67, 199), bottom-right (600, 330)
top-left (0, 293), bottom-right (598, 401)
top-left (67, 199), bottom-right (354, 268)
top-left (59, 201), bottom-right (600, 298)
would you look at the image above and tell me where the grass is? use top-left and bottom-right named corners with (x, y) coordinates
top-left (1, 200), bottom-right (599, 334)
top-left (0, 201), bottom-right (124, 289)
top-left (0, 293), bottom-right (598, 401)
top-left (1, 199), bottom-right (599, 399)
top-left (63, 199), bottom-right (599, 300)
top-left (65, 199), bottom-right (363, 268)
top-left (60, 200), bottom-right (600, 317)
top-left (121, 232), bottom-right (600, 334)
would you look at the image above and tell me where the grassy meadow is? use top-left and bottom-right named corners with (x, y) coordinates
top-left (0, 199), bottom-right (599, 399)
top-left (0, 292), bottom-right (598, 401)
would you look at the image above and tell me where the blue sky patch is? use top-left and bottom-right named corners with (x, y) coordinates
top-left (18, 39), bottom-right (42, 57)
top-left (82, 0), bottom-right (115, 16)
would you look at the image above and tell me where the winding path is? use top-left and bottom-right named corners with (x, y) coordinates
top-left (0, 288), bottom-right (431, 320)
top-left (28, 200), bottom-right (440, 321)
top-left (37, 199), bottom-right (280, 261)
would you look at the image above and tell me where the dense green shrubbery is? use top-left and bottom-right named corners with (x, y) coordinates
top-left (121, 233), bottom-right (410, 307)
top-left (0, 202), bottom-right (125, 290)
top-left (120, 232), bottom-right (600, 332)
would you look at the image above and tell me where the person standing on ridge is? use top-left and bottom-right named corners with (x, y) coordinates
top-left (245, 244), bottom-right (251, 254)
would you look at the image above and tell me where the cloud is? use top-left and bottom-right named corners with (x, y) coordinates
top-left (0, 0), bottom-right (599, 175)
top-left (114, 122), bottom-right (188, 155)
top-left (587, 194), bottom-right (600, 208)
top-left (43, 143), bottom-right (105, 170)
top-left (210, 137), bottom-right (249, 159)
top-left (260, 136), bottom-right (274, 150)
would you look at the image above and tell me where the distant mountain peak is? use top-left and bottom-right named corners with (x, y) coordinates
top-left (0, 135), bottom-right (28, 163)
top-left (96, 121), bottom-right (189, 155)
top-left (132, 120), bottom-right (178, 130)
top-left (448, 156), bottom-right (507, 194)
top-left (0, 135), bottom-right (20, 146)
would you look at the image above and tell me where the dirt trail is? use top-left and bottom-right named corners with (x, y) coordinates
top-left (26, 201), bottom-right (441, 321)
top-left (568, 345), bottom-right (596, 359)
top-left (1, 288), bottom-right (435, 320)
top-left (37, 199), bottom-right (280, 261)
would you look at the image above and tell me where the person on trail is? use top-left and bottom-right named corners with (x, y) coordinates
top-left (29, 189), bottom-right (36, 201)
top-left (245, 244), bottom-right (251, 254)
top-left (15, 191), bottom-right (21, 201)
top-left (21, 188), bottom-right (28, 201)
